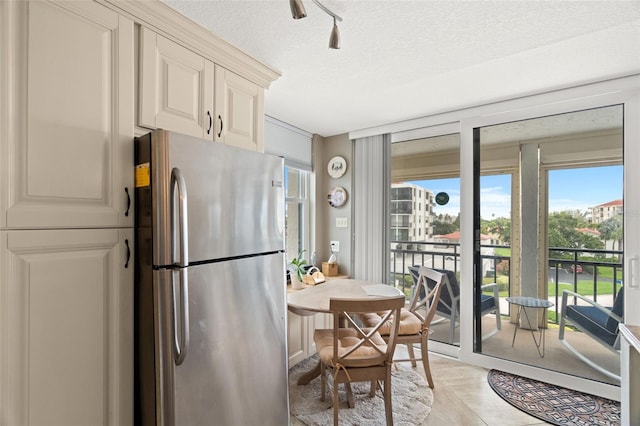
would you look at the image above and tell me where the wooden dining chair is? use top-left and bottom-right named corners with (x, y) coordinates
top-left (313, 295), bottom-right (405, 426)
top-left (360, 266), bottom-right (444, 388)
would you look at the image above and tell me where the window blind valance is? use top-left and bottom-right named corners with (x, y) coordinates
top-left (264, 116), bottom-right (312, 171)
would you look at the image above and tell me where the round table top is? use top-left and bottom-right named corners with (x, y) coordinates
top-left (506, 296), bottom-right (554, 308)
top-left (287, 278), bottom-right (404, 315)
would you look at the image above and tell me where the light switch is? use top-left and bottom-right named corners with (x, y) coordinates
top-left (336, 217), bottom-right (348, 228)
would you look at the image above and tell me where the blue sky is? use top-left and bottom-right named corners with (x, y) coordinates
top-left (409, 165), bottom-right (623, 220)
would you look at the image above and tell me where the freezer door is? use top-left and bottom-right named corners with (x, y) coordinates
top-left (155, 253), bottom-right (289, 426)
top-left (148, 130), bottom-right (285, 265)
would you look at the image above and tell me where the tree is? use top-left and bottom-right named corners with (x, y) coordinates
top-left (548, 211), bottom-right (603, 250)
top-left (433, 220), bottom-right (456, 236)
top-left (599, 216), bottom-right (623, 250)
top-left (483, 217), bottom-right (511, 244)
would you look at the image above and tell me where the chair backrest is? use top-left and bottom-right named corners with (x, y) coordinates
top-left (606, 286), bottom-right (624, 333)
top-left (410, 267), bottom-right (445, 327)
top-left (409, 266), bottom-right (459, 315)
top-left (329, 295), bottom-right (405, 368)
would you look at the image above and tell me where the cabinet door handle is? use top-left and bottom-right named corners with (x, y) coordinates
top-left (124, 187), bottom-right (130, 217)
top-left (207, 111), bottom-right (212, 135)
top-left (124, 238), bottom-right (130, 269)
top-left (217, 115), bottom-right (223, 138)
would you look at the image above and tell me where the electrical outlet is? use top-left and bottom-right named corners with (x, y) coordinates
top-left (336, 217), bottom-right (348, 228)
top-left (330, 240), bottom-right (340, 253)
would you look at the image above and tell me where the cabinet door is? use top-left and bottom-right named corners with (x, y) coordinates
top-left (287, 311), bottom-right (332, 367)
top-left (287, 312), bottom-right (308, 367)
top-left (1, 0), bottom-right (134, 229)
top-left (214, 65), bottom-right (265, 152)
top-left (0, 228), bottom-right (134, 426)
top-left (139, 27), bottom-right (215, 140)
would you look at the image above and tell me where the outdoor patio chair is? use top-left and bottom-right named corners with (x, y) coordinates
top-left (558, 286), bottom-right (624, 382)
top-left (408, 266), bottom-right (501, 344)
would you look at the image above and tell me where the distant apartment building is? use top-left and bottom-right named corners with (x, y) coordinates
top-left (590, 199), bottom-right (623, 224)
top-left (390, 183), bottom-right (434, 245)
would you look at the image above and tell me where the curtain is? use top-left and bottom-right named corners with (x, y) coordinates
top-left (353, 134), bottom-right (391, 282)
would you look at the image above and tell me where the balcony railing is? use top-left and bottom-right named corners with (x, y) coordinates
top-left (389, 241), bottom-right (623, 323)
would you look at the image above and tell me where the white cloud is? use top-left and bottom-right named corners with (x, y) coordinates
top-left (480, 186), bottom-right (511, 219)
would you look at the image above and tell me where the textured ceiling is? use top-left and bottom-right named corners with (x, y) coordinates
top-left (161, 0), bottom-right (640, 137)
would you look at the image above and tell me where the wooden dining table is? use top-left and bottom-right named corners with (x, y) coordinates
top-left (287, 278), bottom-right (404, 399)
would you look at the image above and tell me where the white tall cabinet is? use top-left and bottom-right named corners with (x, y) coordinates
top-left (0, 1), bottom-right (135, 425)
top-left (0, 1), bottom-right (134, 425)
top-left (1, 0), bottom-right (135, 229)
top-left (0, 229), bottom-right (134, 426)
top-left (1, 0), bottom-right (278, 424)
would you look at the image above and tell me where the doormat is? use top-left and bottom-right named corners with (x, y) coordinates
top-left (290, 355), bottom-right (433, 425)
top-left (487, 369), bottom-right (620, 426)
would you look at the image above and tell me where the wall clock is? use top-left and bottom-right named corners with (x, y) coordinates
top-left (327, 155), bottom-right (347, 178)
top-left (435, 192), bottom-right (450, 205)
top-left (328, 187), bottom-right (348, 208)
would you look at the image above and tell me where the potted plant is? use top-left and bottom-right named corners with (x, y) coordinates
top-left (288, 250), bottom-right (307, 289)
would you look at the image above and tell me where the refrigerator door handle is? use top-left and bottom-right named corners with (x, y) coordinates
top-left (172, 268), bottom-right (190, 365)
top-left (171, 167), bottom-right (189, 267)
top-left (171, 167), bottom-right (190, 365)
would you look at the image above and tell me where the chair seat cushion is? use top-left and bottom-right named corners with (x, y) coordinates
top-left (565, 305), bottom-right (618, 347)
top-left (480, 294), bottom-right (496, 313)
top-left (359, 308), bottom-right (422, 336)
top-left (314, 328), bottom-right (388, 367)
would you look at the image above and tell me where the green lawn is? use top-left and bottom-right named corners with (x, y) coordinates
top-left (547, 280), bottom-right (620, 296)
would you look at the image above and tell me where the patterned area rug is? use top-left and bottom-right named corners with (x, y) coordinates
top-left (488, 370), bottom-right (621, 425)
top-left (289, 355), bottom-right (433, 426)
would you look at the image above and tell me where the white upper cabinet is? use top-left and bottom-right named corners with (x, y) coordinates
top-left (139, 27), bottom-right (265, 151)
top-left (0, 0), bottom-right (134, 229)
top-left (139, 27), bottom-right (215, 139)
top-left (215, 65), bottom-right (265, 152)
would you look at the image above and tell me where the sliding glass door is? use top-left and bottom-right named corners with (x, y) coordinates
top-left (473, 104), bottom-right (624, 385)
top-left (390, 131), bottom-right (461, 348)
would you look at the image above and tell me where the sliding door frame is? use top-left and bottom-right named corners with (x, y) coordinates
top-left (459, 85), bottom-right (639, 402)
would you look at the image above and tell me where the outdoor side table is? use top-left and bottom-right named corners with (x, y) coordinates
top-left (506, 296), bottom-right (554, 358)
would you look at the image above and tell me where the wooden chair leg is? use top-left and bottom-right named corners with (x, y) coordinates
top-left (384, 368), bottom-right (394, 426)
top-left (406, 343), bottom-right (417, 367)
top-left (320, 363), bottom-right (326, 401)
top-left (345, 383), bottom-right (355, 408)
top-left (333, 378), bottom-right (339, 426)
top-left (421, 335), bottom-right (434, 388)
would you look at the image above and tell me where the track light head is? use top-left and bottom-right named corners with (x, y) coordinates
top-left (329, 17), bottom-right (340, 49)
top-left (290, 0), bottom-right (307, 19)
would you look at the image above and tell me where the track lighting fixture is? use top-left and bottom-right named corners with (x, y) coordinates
top-left (329, 17), bottom-right (340, 49)
top-left (289, 0), bottom-right (343, 49)
top-left (289, 0), bottom-right (306, 19)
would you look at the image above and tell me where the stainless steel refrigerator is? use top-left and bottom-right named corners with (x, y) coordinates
top-left (134, 129), bottom-right (289, 426)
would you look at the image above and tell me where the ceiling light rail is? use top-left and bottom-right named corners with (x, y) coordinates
top-left (290, 0), bottom-right (343, 49)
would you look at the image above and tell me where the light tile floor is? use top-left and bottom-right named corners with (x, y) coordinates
top-left (423, 352), bottom-right (549, 425)
top-left (290, 349), bottom-right (551, 425)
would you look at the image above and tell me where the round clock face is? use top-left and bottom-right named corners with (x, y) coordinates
top-left (328, 187), bottom-right (348, 208)
top-left (327, 156), bottom-right (347, 178)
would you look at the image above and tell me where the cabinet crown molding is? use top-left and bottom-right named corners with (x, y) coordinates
top-left (99, 0), bottom-right (280, 88)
